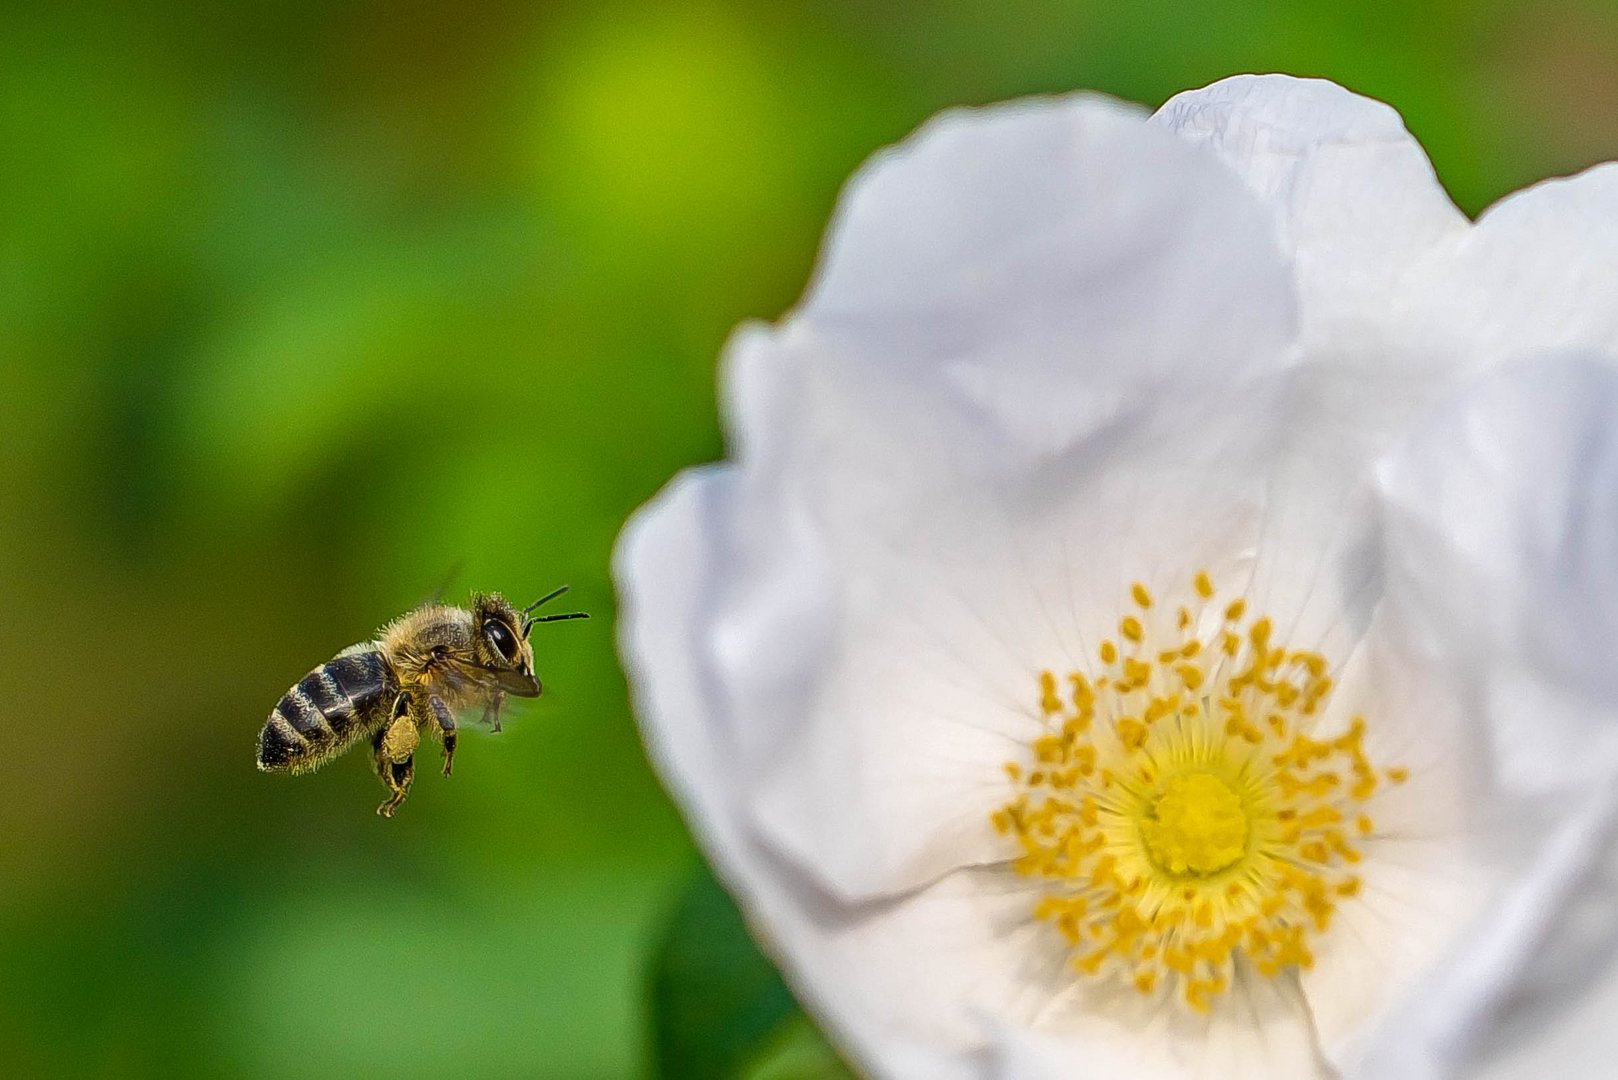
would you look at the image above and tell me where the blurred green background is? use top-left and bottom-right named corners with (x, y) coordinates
top-left (3, 1), bottom-right (1616, 1076)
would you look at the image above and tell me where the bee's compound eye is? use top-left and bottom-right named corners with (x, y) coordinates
top-left (484, 619), bottom-right (518, 661)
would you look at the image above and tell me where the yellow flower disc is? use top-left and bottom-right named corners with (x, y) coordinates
top-left (992, 573), bottom-right (1406, 1012)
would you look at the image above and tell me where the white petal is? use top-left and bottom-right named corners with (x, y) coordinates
top-left (617, 474), bottom-right (1020, 1078)
top-left (1153, 74), bottom-right (1467, 356)
top-left (1368, 792), bottom-right (1618, 1080)
top-left (1152, 80), bottom-right (1549, 675)
top-left (1377, 356), bottom-right (1618, 795)
top-left (1428, 165), bottom-right (1618, 365)
top-left (1470, 840), bottom-right (1618, 1080)
top-left (1352, 357), bottom-right (1618, 1076)
top-left (789, 92), bottom-right (1297, 459)
top-left (987, 971), bottom-right (1333, 1080)
top-left (1295, 608), bottom-right (1493, 1069)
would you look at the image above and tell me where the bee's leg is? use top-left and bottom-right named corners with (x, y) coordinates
top-left (374, 692), bottom-right (420, 818)
top-left (428, 696), bottom-right (457, 778)
top-left (480, 690), bottom-right (506, 734)
top-left (371, 732), bottom-right (400, 816)
top-left (381, 756), bottom-right (415, 817)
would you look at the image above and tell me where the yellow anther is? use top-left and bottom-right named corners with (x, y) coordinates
top-left (1250, 617), bottom-right (1272, 649)
top-left (1100, 640), bottom-right (1118, 664)
top-left (1194, 571), bottom-right (1215, 600)
top-left (1039, 671), bottom-right (1062, 714)
top-left (1122, 657), bottom-right (1151, 688)
top-left (1120, 616), bottom-right (1144, 644)
top-left (1132, 583), bottom-right (1153, 609)
top-left (1292, 651), bottom-right (1327, 677)
top-left (1115, 907), bottom-right (1146, 936)
top-left (1224, 598), bottom-right (1246, 621)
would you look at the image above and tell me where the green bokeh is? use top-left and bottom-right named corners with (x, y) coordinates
top-left (4, 1), bottom-right (1615, 1076)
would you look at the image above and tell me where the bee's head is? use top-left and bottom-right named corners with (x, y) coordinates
top-left (470, 592), bottom-right (540, 697)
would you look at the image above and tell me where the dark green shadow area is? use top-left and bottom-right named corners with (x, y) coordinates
top-left (651, 865), bottom-right (856, 1080)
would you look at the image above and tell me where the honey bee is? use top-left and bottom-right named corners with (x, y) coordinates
top-left (256, 587), bottom-right (587, 816)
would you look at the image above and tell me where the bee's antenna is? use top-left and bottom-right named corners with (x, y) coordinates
top-left (522, 585), bottom-right (571, 616)
top-left (522, 610), bottom-right (589, 638)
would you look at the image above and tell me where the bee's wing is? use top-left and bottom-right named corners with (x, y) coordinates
top-left (419, 562), bottom-right (463, 607)
top-left (424, 661), bottom-right (505, 729)
top-left (435, 657), bottom-right (538, 698)
top-left (435, 657), bottom-right (501, 697)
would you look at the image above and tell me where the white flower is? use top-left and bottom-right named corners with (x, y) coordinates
top-left (614, 75), bottom-right (1618, 1079)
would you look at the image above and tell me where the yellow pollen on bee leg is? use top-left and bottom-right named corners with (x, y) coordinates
top-left (992, 571), bottom-right (1401, 1014)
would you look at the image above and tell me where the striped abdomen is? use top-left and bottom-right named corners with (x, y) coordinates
top-left (257, 647), bottom-right (396, 774)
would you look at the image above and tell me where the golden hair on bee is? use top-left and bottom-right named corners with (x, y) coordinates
top-left (256, 587), bottom-right (587, 816)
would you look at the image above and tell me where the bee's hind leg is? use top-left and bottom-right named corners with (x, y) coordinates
top-left (377, 756), bottom-right (414, 817)
top-left (374, 692), bottom-right (420, 818)
top-left (429, 696), bottom-right (457, 778)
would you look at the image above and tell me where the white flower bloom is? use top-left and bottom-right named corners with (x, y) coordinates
top-left (614, 75), bottom-right (1618, 1079)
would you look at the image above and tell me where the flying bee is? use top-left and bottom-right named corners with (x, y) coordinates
top-left (256, 587), bottom-right (587, 817)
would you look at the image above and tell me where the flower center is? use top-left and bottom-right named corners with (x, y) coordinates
top-left (991, 572), bottom-right (1407, 1013)
top-left (1141, 772), bottom-right (1248, 877)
